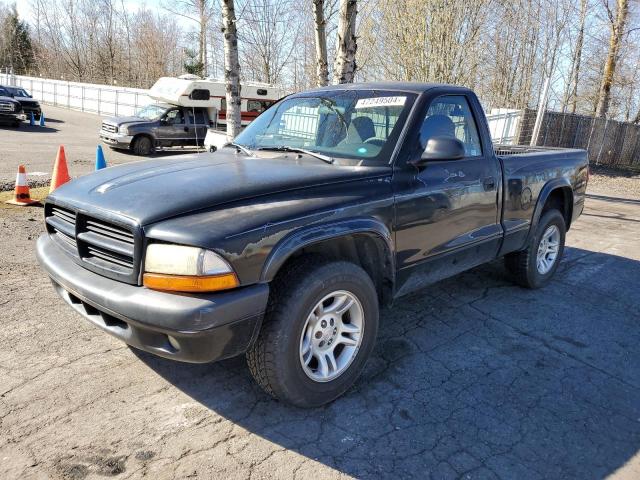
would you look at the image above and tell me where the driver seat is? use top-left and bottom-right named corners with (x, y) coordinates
top-left (420, 114), bottom-right (456, 147)
top-left (344, 116), bottom-right (376, 143)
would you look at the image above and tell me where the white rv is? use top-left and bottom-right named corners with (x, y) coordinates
top-left (149, 76), bottom-right (285, 127)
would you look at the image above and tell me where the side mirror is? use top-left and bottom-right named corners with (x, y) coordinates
top-left (159, 119), bottom-right (168, 126)
top-left (415, 136), bottom-right (466, 165)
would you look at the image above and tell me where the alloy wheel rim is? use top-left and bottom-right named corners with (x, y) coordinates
top-left (299, 290), bottom-right (364, 383)
top-left (536, 225), bottom-right (560, 274)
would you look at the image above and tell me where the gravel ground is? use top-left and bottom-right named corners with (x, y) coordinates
top-left (1, 189), bottom-right (639, 479)
top-left (587, 166), bottom-right (640, 200)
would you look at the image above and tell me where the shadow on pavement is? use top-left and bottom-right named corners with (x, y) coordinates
top-left (135, 247), bottom-right (640, 479)
top-left (586, 193), bottom-right (640, 206)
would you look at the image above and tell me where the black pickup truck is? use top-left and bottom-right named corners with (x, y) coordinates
top-left (37, 83), bottom-right (588, 407)
top-left (0, 93), bottom-right (24, 127)
top-left (99, 104), bottom-right (210, 155)
top-left (0, 85), bottom-right (41, 119)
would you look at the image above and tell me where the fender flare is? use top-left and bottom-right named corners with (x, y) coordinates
top-left (260, 217), bottom-right (395, 283)
top-left (526, 178), bottom-right (574, 244)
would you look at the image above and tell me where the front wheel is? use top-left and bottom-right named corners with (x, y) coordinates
top-left (505, 209), bottom-right (566, 288)
top-left (246, 259), bottom-right (379, 407)
top-left (131, 136), bottom-right (153, 156)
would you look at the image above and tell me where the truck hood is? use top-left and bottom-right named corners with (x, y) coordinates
top-left (103, 116), bottom-right (152, 127)
top-left (0, 96), bottom-right (19, 105)
top-left (48, 151), bottom-right (390, 225)
top-left (16, 98), bottom-right (39, 106)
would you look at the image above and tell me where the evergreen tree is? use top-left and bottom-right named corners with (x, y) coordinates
top-left (183, 48), bottom-right (204, 77)
top-left (0, 4), bottom-right (35, 74)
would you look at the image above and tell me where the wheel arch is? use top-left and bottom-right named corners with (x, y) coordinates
top-left (260, 218), bottom-right (396, 306)
top-left (527, 179), bottom-right (574, 244)
top-left (130, 132), bottom-right (155, 150)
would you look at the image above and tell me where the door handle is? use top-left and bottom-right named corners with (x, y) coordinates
top-left (482, 177), bottom-right (496, 190)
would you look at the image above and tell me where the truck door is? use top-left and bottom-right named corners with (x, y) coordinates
top-left (393, 93), bottom-right (502, 297)
top-left (185, 108), bottom-right (209, 146)
top-left (157, 108), bottom-right (188, 146)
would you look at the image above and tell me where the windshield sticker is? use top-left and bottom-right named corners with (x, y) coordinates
top-left (355, 96), bottom-right (407, 109)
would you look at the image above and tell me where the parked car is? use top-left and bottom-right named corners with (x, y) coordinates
top-left (0, 85), bottom-right (41, 119)
top-left (0, 94), bottom-right (24, 127)
top-left (37, 83), bottom-right (588, 407)
top-left (99, 104), bottom-right (210, 155)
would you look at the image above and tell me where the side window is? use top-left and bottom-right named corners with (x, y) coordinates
top-left (165, 109), bottom-right (184, 125)
top-left (247, 100), bottom-right (274, 113)
top-left (420, 95), bottom-right (482, 156)
top-left (187, 109), bottom-right (207, 124)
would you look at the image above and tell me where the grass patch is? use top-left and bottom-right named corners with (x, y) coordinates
top-left (0, 186), bottom-right (50, 210)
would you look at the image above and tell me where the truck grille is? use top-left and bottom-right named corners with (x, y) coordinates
top-left (45, 203), bottom-right (141, 284)
top-left (0, 102), bottom-right (15, 112)
top-left (101, 122), bottom-right (118, 133)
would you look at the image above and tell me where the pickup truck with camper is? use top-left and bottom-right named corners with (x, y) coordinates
top-left (38, 82), bottom-right (588, 407)
top-left (100, 103), bottom-right (211, 155)
top-left (0, 92), bottom-right (24, 127)
top-left (0, 85), bottom-right (41, 119)
top-left (99, 76), bottom-right (282, 155)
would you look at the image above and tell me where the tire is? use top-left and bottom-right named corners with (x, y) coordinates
top-left (505, 209), bottom-right (566, 289)
top-left (131, 136), bottom-right (153, 156)
top-left (246, 258), bottom-right (379, 407)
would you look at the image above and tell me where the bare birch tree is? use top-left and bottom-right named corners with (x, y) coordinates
top-left (333, 0), bottom-right (357, 84)
top-left (222, 0), bottom-right (242, 139)
top-left (313, 0), bottom-right (329, 86)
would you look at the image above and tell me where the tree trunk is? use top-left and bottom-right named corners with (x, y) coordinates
top-left (199, 0), bottom-right (208, 76)
top-left (313, 0), bottom-right (329, 87)
top-left (596, 0), bottom-right (628, 118)
top-left (222, 0), bottom-right (241, 140)
top-left (333, 0), bottom-right (357, 84)
top-left (569, 0), bottom-right (587, 114)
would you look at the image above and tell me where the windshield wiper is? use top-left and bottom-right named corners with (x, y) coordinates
top-left (257, 146), bottom-right (334, 164)
top-left (224, 142), bottom-right (254, 156)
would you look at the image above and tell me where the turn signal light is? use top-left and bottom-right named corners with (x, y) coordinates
top-left (143, 272), bottom-right (239, 293)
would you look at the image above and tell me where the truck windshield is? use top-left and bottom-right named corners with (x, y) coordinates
top-left (136, 104), bottom-right (167, 120)
top-left (234, 90), bottom-right (417, 164)
top-left (7, 87), bottom-right (30, 98)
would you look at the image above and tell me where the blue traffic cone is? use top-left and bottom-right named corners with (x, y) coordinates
top-left (29, 112), bottom-right (35, 126)
top-left (39, 112), bottom-right (45, 127)
top-left (95, 145), bottom-right (107, 170)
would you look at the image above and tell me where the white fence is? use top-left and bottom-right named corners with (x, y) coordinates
top-left (485, 108), bottom-right (523, 145)
top-left (1, 72), bottom-right (154, 117)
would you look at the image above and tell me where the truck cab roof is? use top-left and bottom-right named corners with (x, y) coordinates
top-left (302, 82), bottom-right (472, 95)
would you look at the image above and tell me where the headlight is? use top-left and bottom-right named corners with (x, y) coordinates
top-left (119, 125), bottom-right (128, 135)
top-left (143, 244), bottom-right (239, 292)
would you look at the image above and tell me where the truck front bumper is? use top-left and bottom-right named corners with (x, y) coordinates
top-left (99, 130), bottom-right (133, 149)
top-left (36, 234), bottom-right (269, 363)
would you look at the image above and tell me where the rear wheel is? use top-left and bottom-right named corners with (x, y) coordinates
top-left (246, 258), bottom-right (379, 407)
top-left (505, 209), bottom-right (566, 288)
top-left (131, 136), bottom-right (153, 156)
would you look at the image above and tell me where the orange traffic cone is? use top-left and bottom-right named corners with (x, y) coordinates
top-left (5, 165), bottom-right (39, 206)
top-left (50, 145), bottom-right (71, 193)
